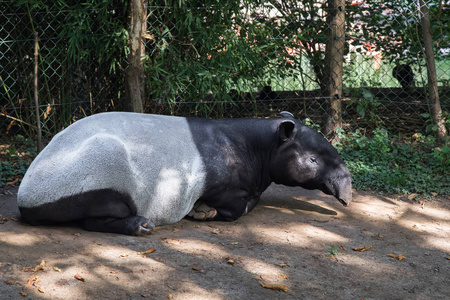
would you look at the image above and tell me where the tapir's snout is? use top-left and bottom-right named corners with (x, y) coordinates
top-left (336, 172), bottom-right (352, 207)
top-left (338, 195), bottom-right (351, 207)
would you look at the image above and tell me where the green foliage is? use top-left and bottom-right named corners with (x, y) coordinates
top-left (15, 0), bottom-right (130, 67)
top-left (60, 1), bottom-right (129, 68)
top-left (0, 135), bottom-right (36, 187)
top-left (336, 128), bottom-right (450, 197)
top-left (350, 0), bottom-right (449, 64)
top-left (326, 246), bottom-right (339, 257)
top-left (11, 0), bottom-right (130, 136)
top-left (421, 111), bottom-right (450, 134)
top-left (144, 1), bottom-right (276, 108)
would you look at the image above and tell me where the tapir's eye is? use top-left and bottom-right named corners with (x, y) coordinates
top-left (310, 157), bottom-right (318, 164)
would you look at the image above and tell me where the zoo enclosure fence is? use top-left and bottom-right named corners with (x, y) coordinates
top-left (0, 0), bottom-right (449, 146)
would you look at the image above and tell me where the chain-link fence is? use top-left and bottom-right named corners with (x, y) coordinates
top-left (1, 1), bottom-right (449, 147)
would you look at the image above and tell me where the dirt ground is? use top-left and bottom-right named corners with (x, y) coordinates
top-left (0, 185), bottom-right (449, 300)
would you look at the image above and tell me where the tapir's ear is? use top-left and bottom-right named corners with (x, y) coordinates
top-left (279, 111), bottom-right (295, 119)
top-left (278, 120), bottom-right (296, 142)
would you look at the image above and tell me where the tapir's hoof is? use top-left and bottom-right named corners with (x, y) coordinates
top-left (188, 202), bottom-right (217, 220)
top-left (205, 209), bottom-right (217, 219)
top-left (135, 222), bottom-right (155, 236)
top-left (193, 211), bottom-right (207, 220)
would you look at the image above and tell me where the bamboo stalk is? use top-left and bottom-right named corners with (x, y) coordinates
top-left (34, 31), bottom-right (42, 153)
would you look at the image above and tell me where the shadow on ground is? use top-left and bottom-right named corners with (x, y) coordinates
top-left (1, 185), bottom-right (449, 299)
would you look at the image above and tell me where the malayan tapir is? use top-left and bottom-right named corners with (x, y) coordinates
top-left (17, 111), bottom-right (352, 235)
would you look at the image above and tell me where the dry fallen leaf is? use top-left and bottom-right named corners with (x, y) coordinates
top-left (43, 104), bottom-right (52, 120)
top-left (352, 246), bottom-right (373, 252)
top-left (161, 238), bottom-right (182, 245)
top-left (387, 254), bottom-right (407, 260)
top-left (408, 193), bottom-right (419, 200)
top-left (34, 260), bottom-right (45, 272)
top-left (191, 265), bottom-right (204, 273)
top-left (4, 280), bottom-right (20, 285)
top-left (19, 291), bottom-right (28, 297)
top-left (25, 275), bottom-right (36, 287)
top-left (74, 273), bottom-right (86, 282)
top-left (38, 287), bottom-right (45, 293)
top-left (260, 281), bottom-right (288, 292)
top-left (6, 178), bottom-right (19, 185)
top-left (53, 267), bottom-right (62, 272)
top-left (32, 276), bottom-right (41, 286)
top-left (226, 258), bottom-right (236, 266)
top-left (22, 267), bottom-right (33, 272)
top-left (279, 263), bottom-right (287, 268)
top-left (137, 248), bottom-right (156, 255)
top-left (120, 253), bottom-right (129, 257)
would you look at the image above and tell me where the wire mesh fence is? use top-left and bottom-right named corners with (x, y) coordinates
top-left (1, 0), bottom-right (449, 148)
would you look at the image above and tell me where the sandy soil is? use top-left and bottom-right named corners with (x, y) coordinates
top-left (1, 185), bottom-right (449, 300)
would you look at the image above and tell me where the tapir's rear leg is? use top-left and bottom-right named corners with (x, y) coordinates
top-left (82, 216), bottom-right (154, 235)
top-left (19, 189), bottom-right (153, 235)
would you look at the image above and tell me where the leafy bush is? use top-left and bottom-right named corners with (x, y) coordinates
top-left (336, 128), bottom-right (450, 197)
top-left (0, 135), bottom-right (36, 187)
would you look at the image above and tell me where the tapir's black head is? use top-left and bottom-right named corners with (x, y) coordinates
top-left (270, 112), bottom-right (352, 206)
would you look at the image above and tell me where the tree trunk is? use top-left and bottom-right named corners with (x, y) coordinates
top-left (323, 0), bottom-right (345, 140)
top-left (126, 0), bottom-right (146, 113)
top-left (419, 0), bottom-right (448, 142)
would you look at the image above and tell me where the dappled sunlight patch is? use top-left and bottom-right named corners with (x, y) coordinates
top-left (166, 238), bottom-right (230, 258)
top-left (397, 222), bottom-right (450, 253)
top-left (396, 218), bottom-right (441, 233)
top-left (86, 243), bottom-right (142, 261)
top-left (170, 280), bottom-right (226, 300)
top-left (289, 224), bottom-right (350, 244)
top-left (44, 261), bottom-right (176, 298)
top-left (239, 256), bottom-right (286, 278)
top-left (0, 232), bottom-right (42, 246)
top-left (338, 253), bottom-right (401, 272)
top-left (394, 207), bottom-right (450, 253)
top-left (248, 223), bottom-right (350, 247)
top-left (87, 262), bottom-right (175, 290)
top-left (424, 237), bottom-right (450, 254)
top-left (352, 201), bottom-right (401, 220)
top-left (409, 204), bottom-right (450, 221)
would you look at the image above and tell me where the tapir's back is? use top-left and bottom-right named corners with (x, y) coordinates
top-left (17, 112), bottom-right (207, 225)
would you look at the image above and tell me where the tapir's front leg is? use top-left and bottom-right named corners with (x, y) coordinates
top-left (187, 201), bottom-right (217, 220)
top-left (244, 196), bottom-right (260, 215)
top-left (188, 194), bottom-right (259, 222)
